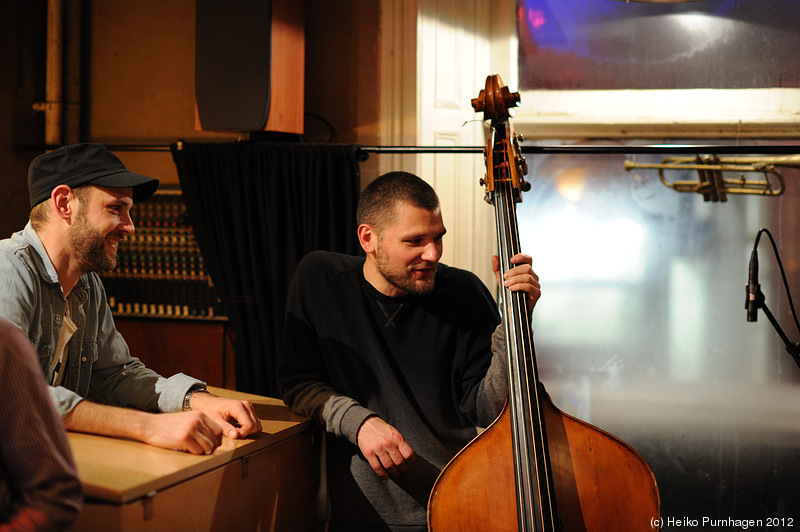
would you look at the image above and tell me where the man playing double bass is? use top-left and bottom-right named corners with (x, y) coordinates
top-left (277, 171), bottom-right (540, 531)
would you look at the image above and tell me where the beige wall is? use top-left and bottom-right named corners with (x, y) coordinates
top-left (0, 0), bottom-right (381, 240)
top-left (87, 0), bottom-right (380, 185)
top-left (305, 0), bottom-right (381, 180)
top-left (87, 0), bottom-right (238, 186)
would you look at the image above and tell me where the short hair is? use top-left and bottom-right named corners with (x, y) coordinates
top-left (356, 171), bottom-right (439, 230)
top-left (29, 202), bottom-right (48, 230)
top-left (29, 185), bottom-right (93, 231)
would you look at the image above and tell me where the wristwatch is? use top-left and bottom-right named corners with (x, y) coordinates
top-left (183, 384), bottom-right (208, 411)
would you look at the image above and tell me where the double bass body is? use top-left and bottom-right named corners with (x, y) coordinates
top-left (427, 75), bottom-right (660, 531)
top-left (428, 389), bottom-right (661, 531)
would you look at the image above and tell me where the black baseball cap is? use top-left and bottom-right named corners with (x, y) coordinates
top-left (28, 143), bottom-right (160, 208)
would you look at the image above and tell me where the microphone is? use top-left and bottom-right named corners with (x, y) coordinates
top-left (746, 249), bottom-right (759, 322)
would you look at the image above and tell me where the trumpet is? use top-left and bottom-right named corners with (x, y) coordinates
top-left (623, 154), bottom-right (800, 202)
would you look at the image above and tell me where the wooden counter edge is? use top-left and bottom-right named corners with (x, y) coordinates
top-left (69, 388), bottom-right (314, 504)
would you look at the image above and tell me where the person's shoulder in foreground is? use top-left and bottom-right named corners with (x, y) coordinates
top-left (0, 318), bottom-right (83, 532)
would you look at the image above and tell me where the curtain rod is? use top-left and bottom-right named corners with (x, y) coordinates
top-left (358, 144), bottom-right (800, 155)
top-left (21, 142), bottom-right (800, 155)
top-left (131, 142), bottom-right (800, 155)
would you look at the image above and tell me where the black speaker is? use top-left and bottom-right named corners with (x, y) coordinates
top-left (195, 0), bottom-right (272, 130)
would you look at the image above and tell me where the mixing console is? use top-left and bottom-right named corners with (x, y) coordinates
top-left (100, 188), bottom-right (225, 319)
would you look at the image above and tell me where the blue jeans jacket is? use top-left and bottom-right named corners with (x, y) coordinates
top-left (0, 222), bottom-right (201, 417)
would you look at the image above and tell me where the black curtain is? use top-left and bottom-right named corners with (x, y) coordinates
top-left (171, 142), bottom-right (362, 396)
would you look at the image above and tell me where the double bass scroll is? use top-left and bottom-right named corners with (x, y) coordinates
top-left (427, 75), bottom-right (661, 532)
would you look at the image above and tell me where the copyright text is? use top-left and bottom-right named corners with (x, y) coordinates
top-left (650, 516), bottom-right (794, 530)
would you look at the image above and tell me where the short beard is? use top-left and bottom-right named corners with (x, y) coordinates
top-left (67, 210), bottom-right (117, 273)
top-left (374, 243), bottom-right (437, 297)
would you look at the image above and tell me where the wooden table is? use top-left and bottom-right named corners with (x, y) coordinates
top-left (70, 388), bottom-right (325, 531)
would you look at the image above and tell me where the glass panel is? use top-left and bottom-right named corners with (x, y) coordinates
top-left (516, 140), bottom-right (800, 521)
top-left (518, 0), bottom-right (800, 89)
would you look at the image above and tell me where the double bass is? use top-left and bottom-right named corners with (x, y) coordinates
top-left (428, 75), bottom-right (660, 531)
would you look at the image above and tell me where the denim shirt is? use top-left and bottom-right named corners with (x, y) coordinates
top-left (0, 222), bottom-right (202, 417)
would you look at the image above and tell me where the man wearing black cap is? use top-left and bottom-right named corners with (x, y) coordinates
top-left (0, 143), bottom-right (260, 454)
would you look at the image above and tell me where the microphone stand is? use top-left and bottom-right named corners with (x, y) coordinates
top-left (754, 290), bottom-right (800, 370)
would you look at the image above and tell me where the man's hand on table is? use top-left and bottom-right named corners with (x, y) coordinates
top-left (189, 391), bottom-right (262, 439)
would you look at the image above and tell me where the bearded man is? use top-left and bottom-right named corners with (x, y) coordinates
top-left (277, 171), bottom-right (541, 531)
top-left (0, 143), bottom-right (260, 455)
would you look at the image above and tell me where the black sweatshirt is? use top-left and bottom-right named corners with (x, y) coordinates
top-left (278, 251), bottom-right (508, 530)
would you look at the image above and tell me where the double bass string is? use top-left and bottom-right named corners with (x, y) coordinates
top-left (493, 169), bottom-right (530, 524)
top-left (494, 133), bottom-right (558, 531)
